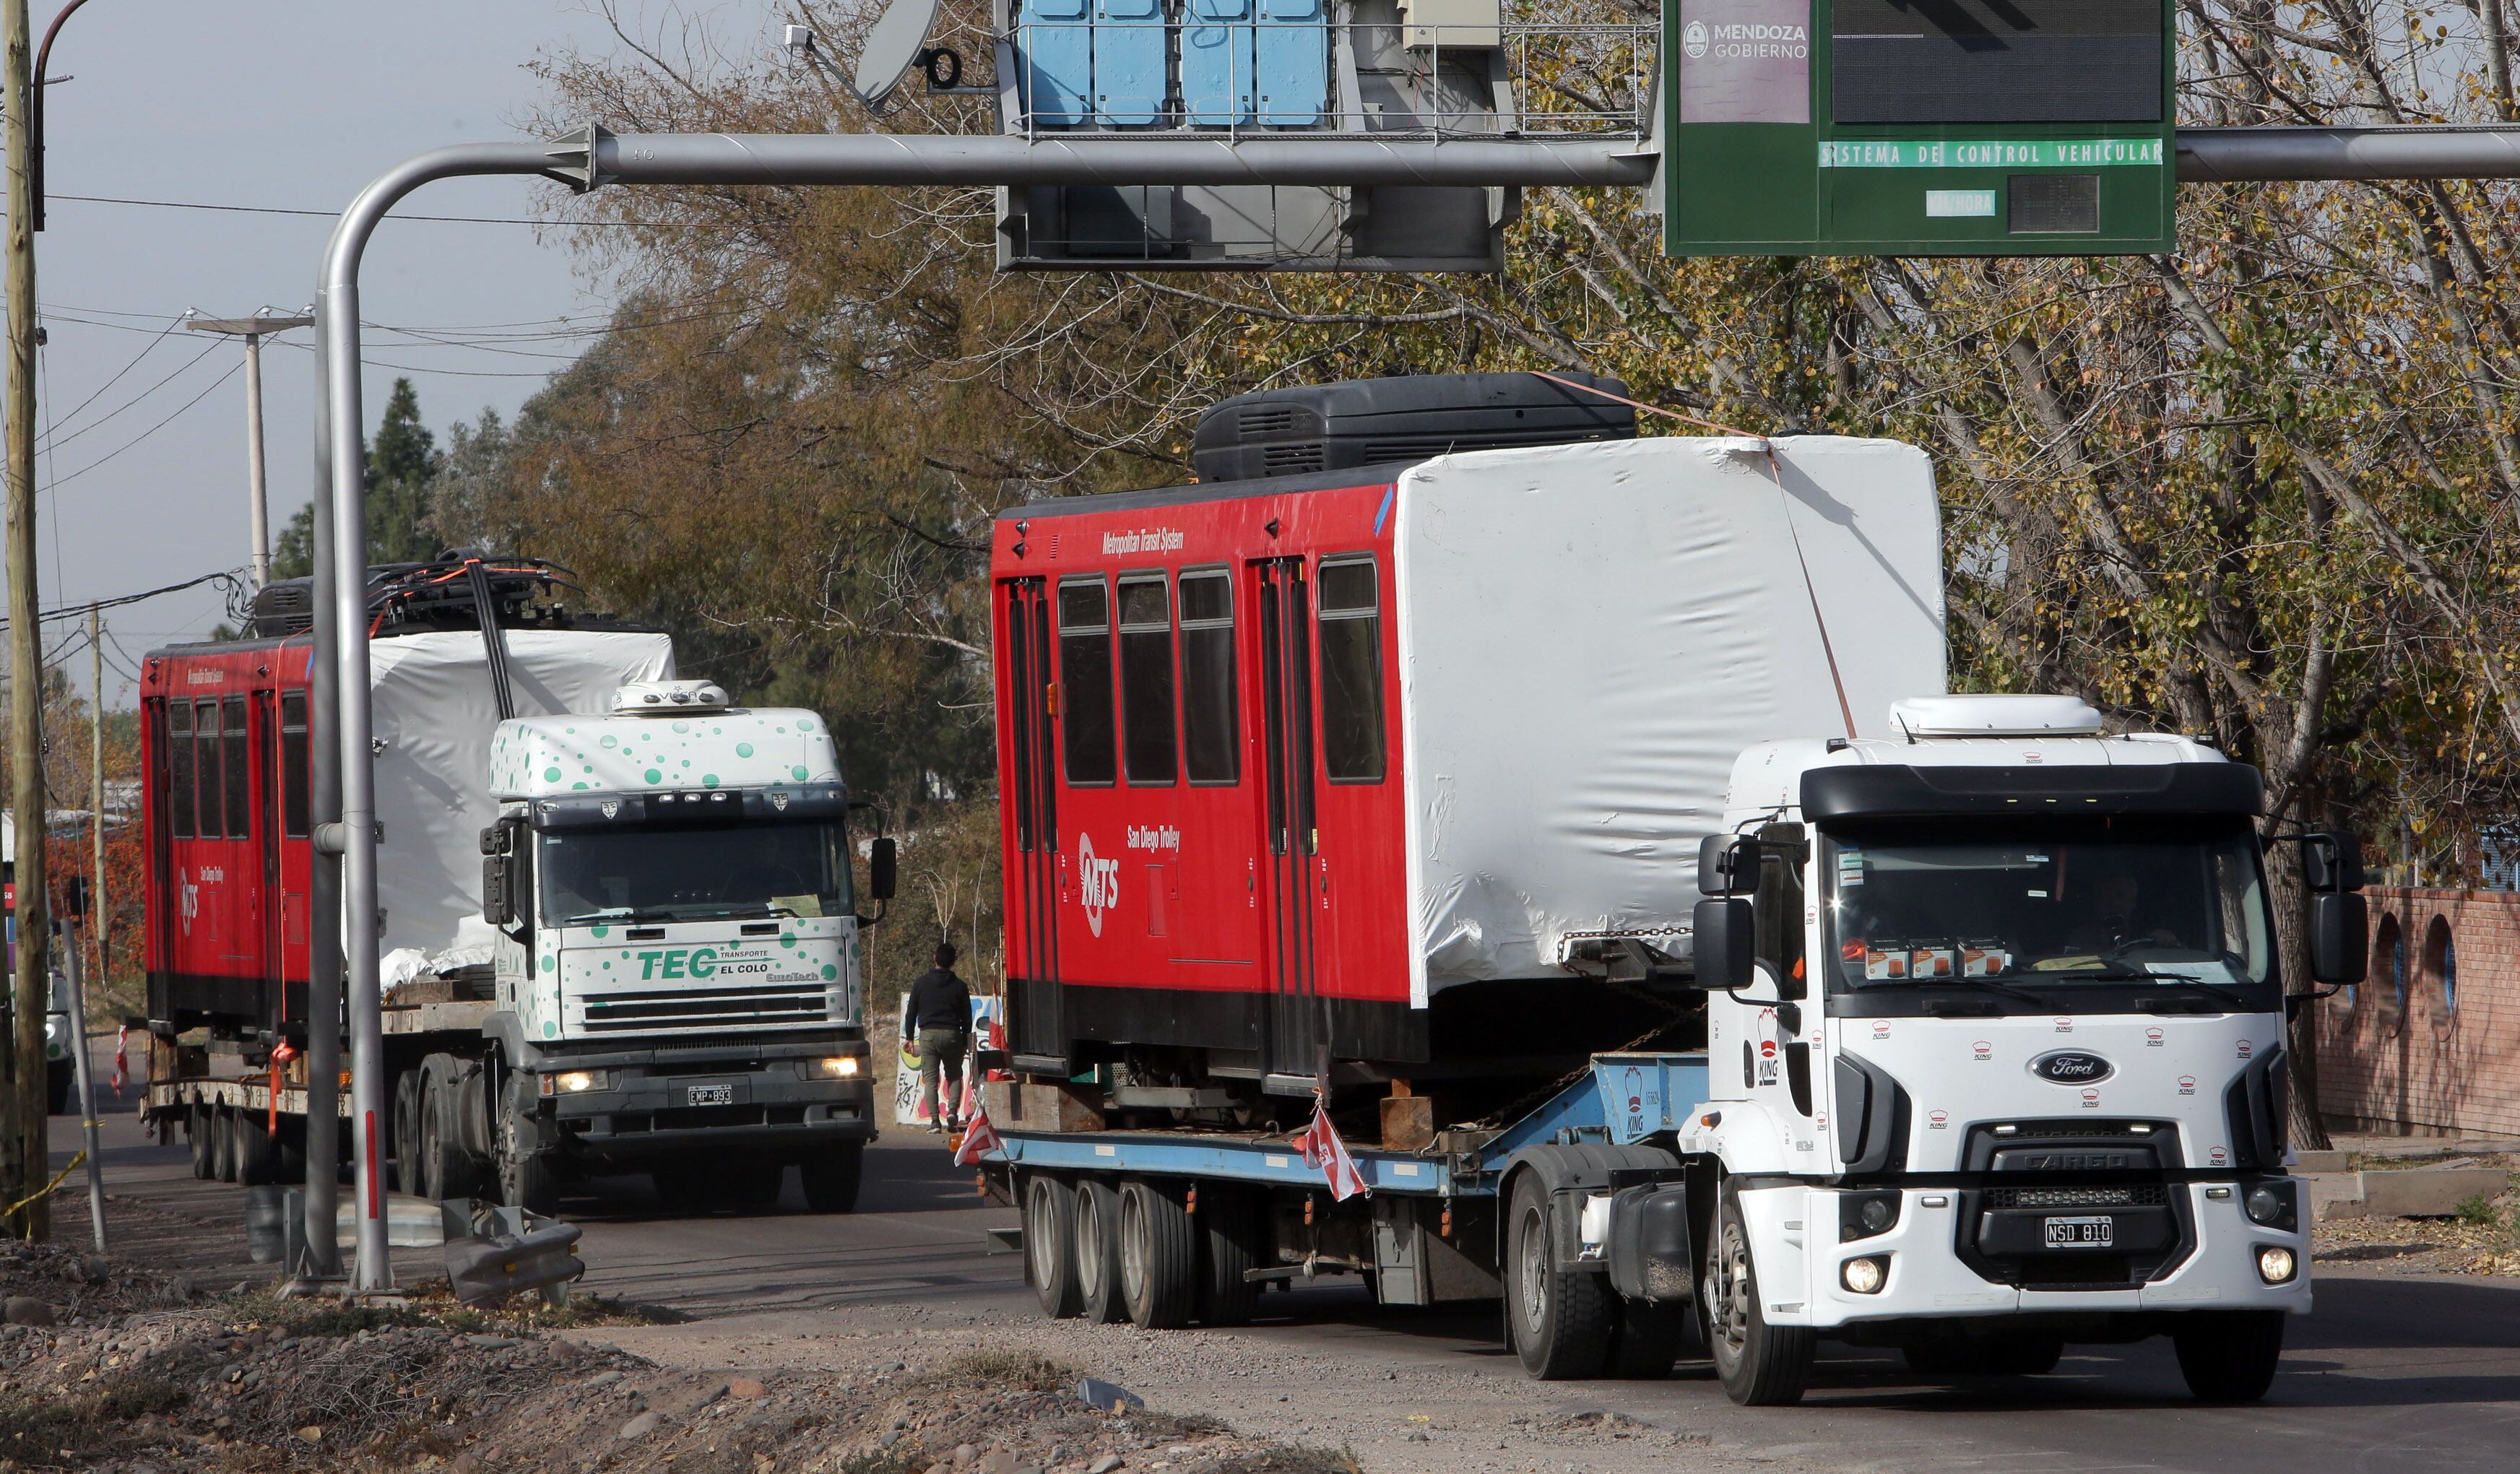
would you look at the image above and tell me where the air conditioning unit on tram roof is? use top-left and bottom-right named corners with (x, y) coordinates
top-left (1190, 372), bottom-right (1638, 484)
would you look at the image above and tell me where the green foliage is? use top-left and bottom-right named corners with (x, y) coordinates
top-left (2455, 1193), bottom-right (2499, 1228)
top-left (268, 376), bottom-right (454, 579)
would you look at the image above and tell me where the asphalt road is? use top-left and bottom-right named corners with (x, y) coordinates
top-left (48, 1075), bottom-right (2520, 1473)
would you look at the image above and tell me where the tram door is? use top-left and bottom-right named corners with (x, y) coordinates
top-left (1254, 558), bottom-right (1321, 1080)
top-left (1002, 578), bottom-right (1062, 1049)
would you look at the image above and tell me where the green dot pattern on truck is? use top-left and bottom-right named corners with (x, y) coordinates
top-left (487, 703), bottom-right (844, 799)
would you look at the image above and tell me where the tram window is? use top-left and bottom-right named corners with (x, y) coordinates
top-left (1058, 577), bottom-right (1117, 786)
top-left (1179, 569), bottom-right (1239, 784)
top-left (1317, 557), bottom-right (1386, 783)
top-left (224, 697), bottom-right (251, 838)
top-left (280, 690), bottom-right (310, 839)
top-left (194, 698), bottom-right (224, 841)
top-left (1117, 573), bottom-right (1177, 785)
top-left (167, 701), bottom-right (196, 839)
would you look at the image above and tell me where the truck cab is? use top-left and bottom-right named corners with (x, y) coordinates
top-left (477, 679), bottom-right (891, 1212)
top-left (1671, 693), bottom-right (2363, 1402)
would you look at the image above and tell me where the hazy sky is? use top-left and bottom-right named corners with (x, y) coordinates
top-left (17, 1), bottom-right (765, 707)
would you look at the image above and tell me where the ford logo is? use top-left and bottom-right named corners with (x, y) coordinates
top-left (2030, 1050), bottom-right (2114, 1085)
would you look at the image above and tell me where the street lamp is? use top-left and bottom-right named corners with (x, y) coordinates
top-left (187, 311), bottom-right (316, 589)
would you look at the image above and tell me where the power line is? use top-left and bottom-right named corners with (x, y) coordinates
top-left (38, 337), bottom-right (222, 453)
top-left (43, 359), bottom-right (244, 490)
top-left (40, 312), bottom-right (183, 430)
top-left (0, 568), bottom-right (245, 633)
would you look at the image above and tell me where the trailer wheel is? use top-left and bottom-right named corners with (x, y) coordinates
top-left (212, 1106), bottom-right (241, 1184)
top-left (1073, 1177), bottom-right (1127, 1324)
top-left (391, 1071), bottom-right (424, 1195)
top-left (1198, 1185), bottom-right (1265, 1327)
top-left (1117, 1179), bottom-right (1199, 1330)
top-left (1022, 1173), bottom-right (1083, 1319)
top-left (188, 1104), bottom-right (215, 1181)
top-left (1701, 1184), bottom-right (1814, 1405)
top-left (2172, 1311), bottom-right (2285, 1402)
top-left (234, 1107), bottom-right (280, 1186)
top-left (799, 1141), bottom-right (865, 1214)
top-left (1506, 1169), bottom-right (1614, 1379)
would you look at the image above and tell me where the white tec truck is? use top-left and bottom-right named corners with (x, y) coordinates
top-left (474, 679), bottom-right (893, 1213)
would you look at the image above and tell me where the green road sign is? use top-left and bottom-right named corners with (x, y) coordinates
top-left (1663, 0), bottom-right (2175, 256)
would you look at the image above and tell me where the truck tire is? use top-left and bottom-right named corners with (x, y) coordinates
top-left (1610, 1301), bottom-right (1692, 1379)
top-left (234, 1108), bottom-right (280, 1186)
top-left (800, 1141), bottom-right (865, 1213)
top-left (46, 1060), bottom-right (71, 1116)
top-left (188, 1105), bottom-right (215, 1181)
top-left (1023, 1172), bottom-right (1083, 1319)
top-left (1506, 1169), bottom-right (1614, 1379)
top-left (498, 1147), bottom-right (559, 1218)
top-left (1073, 1176), bottom-right (1127, 1325)
top-left (1117, 1178), bottom-right (1198, 1330)
top-left (1701, 1184), bottom-right (1815, 1405)
top-left (420, 1070), bottom-right (483, 1202)
top-left (211, 1105), bottom-right (240, 1184)
top-left (2172, 1311), bottom-right (2285, 1402)
top-left (391, 1071), bottom-right (424, 1195)
top-left (1198, 1185), bottom-right (1265, 1327)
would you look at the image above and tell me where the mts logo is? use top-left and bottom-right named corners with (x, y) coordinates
top-left (635, 948), bottom-right (724, 980)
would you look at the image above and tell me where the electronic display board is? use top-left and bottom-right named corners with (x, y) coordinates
top-left (1663, 0), bottom-right (2175, 256)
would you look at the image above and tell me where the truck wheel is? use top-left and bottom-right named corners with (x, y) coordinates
top-left (188, 1105), bottom-right (215, 1180)
top-left (46, 1060), bottom-right (71, 1116)
top-left (1117, 1178), bottom-right (1198, 1330)
top-left (391, 1071), bottom-right (424, 1195)
top-left (1611, 1301), bottom-right (1692, 1379)
top-left (212, 1106), bottom-right (241, 1184)
top-left (1198, 1185), bottom-right (1265, 1327)
top-left (800, 1141), bottom-right (865, 1213)
top-left (2173, 1311), bottom-right (2285, 1402)
top-left (1023, 1173), bottom-right (1083, 1319)
top-left (1073, 1177), bottom-right (1127, 1324)
top-left (1507, 1169), bottom-right (1614, 1379)
top-left (498, 1148), bottom-right (559, 1218)
top-left (1701, 1185), bottom-right (1814, 1405)
top-left (420, 1072), bottom-right (482, 1202)
top-left (234, 1109), bottom-right (279, 1186)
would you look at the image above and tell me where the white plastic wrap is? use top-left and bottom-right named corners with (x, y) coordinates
top-left (1394, 435), bottom-right (1947, 1003)
top-left (368, 628), bottom-right (675, 972)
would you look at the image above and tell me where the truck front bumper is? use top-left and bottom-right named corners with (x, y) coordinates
top-left (1749, 1179), bottom-right (2312, 1330)
top-left (545, 1063), bottom-right (878, 1166)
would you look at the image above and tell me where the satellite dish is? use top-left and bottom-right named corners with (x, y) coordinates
top-left (852, 0), bottom-right (948, 107)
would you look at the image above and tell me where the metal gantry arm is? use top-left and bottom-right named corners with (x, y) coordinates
top-left (310, 118), bottom-right (2520, 1289)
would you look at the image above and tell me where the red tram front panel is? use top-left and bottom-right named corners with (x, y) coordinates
top-left (992, 478), bottom-right (1411, 1072)
top-left (141, 641), bottom-right (315, 1031)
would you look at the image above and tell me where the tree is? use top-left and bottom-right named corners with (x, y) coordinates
top-left (269, 376), bottom-right (449, 578)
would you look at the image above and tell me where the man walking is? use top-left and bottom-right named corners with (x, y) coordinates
top-left (906, 942), bottom-right (973, 1133)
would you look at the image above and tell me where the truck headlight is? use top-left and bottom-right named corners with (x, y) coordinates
top-left (1842, 1256), bottom-right (1889, 1294)
top-left (1840, 1189), bottom-right (1900, 1241)
top-left (2243, 1181), bottom-right (2298, 1232)
top-left (2256, 1246), bottom-right (2297, 1284)
top-left (812, 1056), bottom-right (862, 1079)
top-left (542, 1070), bottom-right (608, 1095)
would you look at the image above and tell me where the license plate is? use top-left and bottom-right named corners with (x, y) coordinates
top-left (686, 1084), bottom-right (734, 1107)
top-left (2043, 1215), bottom-right (2114, 1249)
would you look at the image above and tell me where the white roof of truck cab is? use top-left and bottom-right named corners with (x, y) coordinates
top-left (488, 705), bottom-right (841, 799)
top-left (1724, 708), bottom-right (2227, 818)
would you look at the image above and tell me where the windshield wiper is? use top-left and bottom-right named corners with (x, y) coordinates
top-left (558, 906), bottom-right (676, 925)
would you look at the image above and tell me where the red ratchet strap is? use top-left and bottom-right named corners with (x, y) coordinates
top-left (1528, 371), bottom-right (1859, 742)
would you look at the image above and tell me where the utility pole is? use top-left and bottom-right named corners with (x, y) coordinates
top-left (84, 601), bottom-right (97, 982)
top-left (2, 0), bottom-right (45, 1241)
top-left (187, 313), bottom-right (311, 589)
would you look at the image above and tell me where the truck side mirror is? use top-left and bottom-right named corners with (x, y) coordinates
top-left (2310, 891), bottom-right (2368, 984)
top-left (2302, 831), bottom-right (2365, 893)
top-left (1697, 835), bottom-right (1742, 896)
top-left (1691, 897), bottom-right (1754, 991)
top-left (870, 836), bottom-right (898, 903)
top-left (482, 857), bottom-right (510, 927)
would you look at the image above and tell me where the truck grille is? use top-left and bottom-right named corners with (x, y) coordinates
top-left (577, 984), bottom-right (828, 1033)
top-left (1981, 1184), bottom-right (2170, 1210)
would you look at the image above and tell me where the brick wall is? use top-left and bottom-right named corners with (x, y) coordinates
top-left (2316, 887), bottom-right (2520, 1137)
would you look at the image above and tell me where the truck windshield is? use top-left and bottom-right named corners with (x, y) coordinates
top-left (1819, 819), bottom-right (2274, 999)
top-left (540, 820), bottom-right (854, 924)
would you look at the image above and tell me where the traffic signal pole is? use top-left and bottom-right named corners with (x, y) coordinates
top-left (307, 118), bottom-right (2520, 1291)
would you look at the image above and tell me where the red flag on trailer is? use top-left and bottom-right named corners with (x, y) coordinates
top-left (951, 1100), bottom-right (1003, 1166)
top-left (111, 1024), bottom-right (127, 1097)
top-left (1291, 1096), bottom-right (1368, 1201)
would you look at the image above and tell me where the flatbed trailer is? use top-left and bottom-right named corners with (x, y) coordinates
top-left (980, 1053), bottom-right (1714, 1353)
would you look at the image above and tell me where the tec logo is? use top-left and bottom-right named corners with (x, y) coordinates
top-left (1076, 832), bottom-right (1122, 937)
top-left (633, 948), bottom-right (724, 980)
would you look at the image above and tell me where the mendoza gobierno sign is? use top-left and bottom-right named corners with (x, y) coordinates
top-left (1679, 0), bottom-right (1811, 125)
